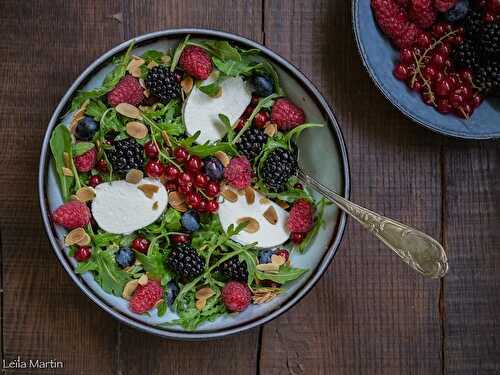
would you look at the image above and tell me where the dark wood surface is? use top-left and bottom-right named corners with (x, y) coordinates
top-left (0, 1), bottom-right (498, 374)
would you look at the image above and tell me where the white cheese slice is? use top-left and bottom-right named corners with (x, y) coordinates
top-left (218, 187), bottom-right (290, 248)
top-left (183, 75), bottom-right (252, 144)
top-left (91, 178), bottom-right (168, 234)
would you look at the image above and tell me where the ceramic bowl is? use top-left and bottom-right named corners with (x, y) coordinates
top-left (39, 29), bottom-right (350, 339)
top-left (353, 0), bottom-right (500, 139)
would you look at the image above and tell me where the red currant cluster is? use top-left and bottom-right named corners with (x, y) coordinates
top-left (235, 95), bottom-right (271, 131)
top-left (393, 22), bottom-right (482, 118)
top-left (87, 159), bottom-right (108, 187)
top-left (144, 143), bottom-right (220, 214)
top-left (480, 0), bottom-right (500, 21)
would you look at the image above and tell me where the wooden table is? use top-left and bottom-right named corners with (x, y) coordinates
top-left (1, 1), bottom-right (499, 374)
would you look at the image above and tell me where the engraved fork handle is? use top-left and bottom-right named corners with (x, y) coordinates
top-left (297, 169), bottom-right (448, 278)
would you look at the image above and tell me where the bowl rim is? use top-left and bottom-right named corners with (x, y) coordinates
top-left (352, 0), bottom-right (500, 140)
top-left (38, 28), bottom-right (351, 340)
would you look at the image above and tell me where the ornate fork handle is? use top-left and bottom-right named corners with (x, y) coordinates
top-left (297, 170), bottom-right (448, 278)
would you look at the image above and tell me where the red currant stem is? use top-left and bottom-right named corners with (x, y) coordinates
top-left (459, 107), bottom-right (470, 120)
top-left (198, 188), bottom-right (211, 199)
top-left (416, 29), bottom-right (458, 67)
top-left (142, 114), bottom-right (183, 170)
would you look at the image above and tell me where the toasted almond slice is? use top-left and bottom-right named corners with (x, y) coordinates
top-left (221, 189), bottom-right (238, 203)
top-left (237, 217), bottom-right (260, 233)
top-left (214, 151), bottom-right (230, 167)
top-left (169, 191), bottom-right (188, 212)
top-left (276, 199), bottom-right (290, 210)
top-left (70, 194), bottom-right (80, 202)
top-left (137, 184), bottom-right (160, 199)
top-left (161, 131), bottom-right (172, 148)
top-left (139, 78), bottom-right (146, 89)
top-left (271, 254), bottom-right (286, 266)
top-left (256, 263), bottom-right (280, 272)
top-left (122, 280), bottom-right (139, 300)
top-left (196, 287), bottom-right (215, 300)
top-left (161, 55), bottom-right (171, 64)
top-left (62, 167), bottom-right (73, 177)
top-left (181, 76), bottom-right (194, 94)
top-left (143, 89), bottom-right (150, 98)
top-left (127, 57), bottom-right (145, 77)
top-left (125, 168), bottom-right (143, 184)
top-left (147, 61), bottom-right (159, 69)
top-left (264, 123), bottom-right (278, 137)
top-left (263, 206), bottom-right (278, 225)
top-left (153, 298), bottom-right (164, 308)
top-left (76, 186), bottom-right (96, 202)
top-left (259, 197), bottom-right (271, 204)
top-left (195, 298), bottom-right (207, 311)
top-left (137, 274), bottom-right (149, 286)
top-left (63, 152), bottom-right (71, 169)
top-left (152, 201), bottom-right (159, 210)
top-left (126, 121), bottom-right (148, 139)
top-left (237, 189), bottom-right (245, 196)
top-left (76, 233), bottom-right (91, 246)
top-left (116, 103), bottom-right (141, 119)
top-left (70, 99), bottom-right (90, 133)
top-left (245, 187), bottom-right (255, 205)
top-left (64, 228), bottom-right (87, 246)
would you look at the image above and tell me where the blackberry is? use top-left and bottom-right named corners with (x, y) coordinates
top-left (237, 128), bottom-right (268, 160)
top-left (219, 257), bottom-right (248, 282)
top-left (452, 38), bottom-right (481, 71)
top-left (479, 22), bottom-right (500, 57)
top-left (474, 61), bottom-right (500, 97)
top-left (167, 244), bottom-right (204, 281)
top-left (145, 66), bottom-right (181, 103)
top-left (107, 138), bottom-right (144, 174)
top-left (262, 148), bottom-right (297, 192)
top-left (464, 9), bottom-right (483, 40)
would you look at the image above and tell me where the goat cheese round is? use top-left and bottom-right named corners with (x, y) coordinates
top-left (218, 187), bottom-right (290, 248)
top-left (183, 74), bottom-right (252, 144)
top-left (91, 178), bottom-right (168, 234)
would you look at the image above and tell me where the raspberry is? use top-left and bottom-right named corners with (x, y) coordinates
top-left (409, 0), bottom-right (437, 29)
top-left (73, 147), bottom-right (97, 172)
top-left (52, 201), bottom-right (91, 229)
top-left (129, 280), bottom-right (164, 314)
top-left (287, 199), bottom-right (314, 233)
top-left (271, 98), bottom-right (306, 131)
top-left (224, 156), bottom-right (252, 189)
top-left (434, 0), bottom-right (457, 12)
top-left (221, 281), bottom-right (252, 312)
top-left (107, 74), bottom-right (144, 107)
top-left (179, 45), bottom-right (213, 80)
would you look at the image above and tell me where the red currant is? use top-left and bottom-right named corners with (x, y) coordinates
top-left (471, 94), bottom-right (483, 108)
top-left (170, 234), bottom-right (190, 244)
top-left (459, 69), bottom-right (474, 83)
top-left (274, 249), bottom-right (290, 262)
top-left (484, 12), bottom-right (495, 22)
top-left (177, 172), bottom-right (192, 186)
top-left (165, 181), bottom-right (177, 191)
top-left (89, 175), bottom-right (103, 188)
top-left (205, 181), bottom-right (220, 197)
top-left (431, 53), bottom-right (445, 69)
top-left (437, 43), bottom-right (451, 57)
top-left (416, 32), bottom-right (432, 49)
top-left (423, 66), bottom-right (437, 81)
top-left (399, 48), bottom-right (413, 65)
top-left (186, 191), bottom-right (202, 209)
top-left (253, 111), bottom-right (269, 129)
top-left (393, 63), bottom-right (410, 81)
top-left (75, 246), bottom-right (92, 262)
top-left (455, 103), bottom-right (473, 118)
top-left (145, 160), bottom-right (165, 178)
top-left (435, 79), bottom-right (452, 97)
top-left (144, 141), bottom-right (159, 159)
top-left (291, 232), bottom-right (305, 244)
top-left (132, 237), bottom-right (150, 254)
top-left (174, 147), bottom-right (190, 162)
top-left (449, 92), bottom-right (465, 108)
top-left (235, 118), bottom-right (246, 132)
top-left (432, 23), bottom-right (446, 38)
top-left (410, 80), bottom-right (423, 92)
top-left (96, 159), bottom-right (108, 173)
top-left (164, 164), bottom-right (180, 181)
top-left (437, 98), bottom-right (452, 114)
top-left (421, 91), bottom-right (435, 106)
top-left (179, 183), bottom-right (193, 194)
top-left (193, 173), bottom-right (208, 188)
top-left (186, 155), bottom-right (203, 173)
top-left (197, 199), bottom-right (208, 213)
top-left (206, 200), bottom-right (219, 213)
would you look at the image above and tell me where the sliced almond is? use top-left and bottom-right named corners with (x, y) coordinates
top-left (276, 199), bottom-right (290, 210)
top-left (76, 232), bottom-right (91, 246)
top-left (221, 189), bottom-right (238, 203)
top-left (116, 103), bottom-right (141, 119)
top-left (237, 189), bottom-right (245, 196)
top-left (137, 274), bottom-right (149, 286)
top-left (125, 168), bottom-right (143, 184)
top-left (161, 131), bottom-right (172, 148)
top-left (152, 201), bottom-right (159, 210)
top-left (264, 123), bottom-right (278, 137)
top-left (214, 151), bottom-right (230, 167)
top-left (253, 287), bottom-right (281, 304)
top-left (62, 167), bottom-right (73, 177)
top-left (139, 78), bottom-right (146, 89)
top-left (127, 57), bottom-right (145, 77)
top-left (256, 263), bottom-right (280, 273)
top-left (271, 254), bottom-right (286, 266)
top-left (259, 197), bottom-right (271, 204)
top-left (263, 206), bottom-right (278, 225)
top-left (169, 191), bottom-right (188, 212)
top-left (70, 194), bottom-right (80, 202)
top-left (64, 228), bottom-right (87, 246)
top-left (153, 298), bottom-right (164, 308)
top-left (161, 55), bottom-right (171, 64)
top-left (195, 298), bottom-right (207, 311)
top-left (143, 89), bottom-right (150, 98)
top-left (122, 280), bottom-right (139, 300)
top-left (245, 187), bottom-right (255, 205)
top-left (237, 217), bottom-right (260, 233)
top-left (126, 121), bottom-right (148, 139)
top-left (196, 287), bottom-right (215, 300)
top-left (181, 76), bottom-right (194, 94)
top-left (70, 99), bottom-right (90, 133)
top-left (147, 61), bottom-right (159, 69)
top-left (137, 184), bottom-right (160, 198)
top-left (76, 186), bottom-right (96, 202)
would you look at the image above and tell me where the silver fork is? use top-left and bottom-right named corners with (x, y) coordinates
top-left (296, 164), bottom-right (448, 279)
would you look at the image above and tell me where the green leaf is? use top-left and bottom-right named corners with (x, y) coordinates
top-left (93, 249), bottom-right (131, 296)
top-left (185, 142), bottom-right (237, 158)
top-left (284, 123), bottom-right (324, 148)
top-left (171, 35), bottom-right (190, 72)
top-left (72, 142), bottom-right (95, 156)
top-left (238, 250), bottom-right (257, 286)
top-left (198, 79), bottom-right (222, 97)
top-left (85, 99), bottom-right (108, 121)
top-left (255, 265), bottom-right (307, 284)
top-left (75, 259), bottom-right (98, 274)
top-left (193, 40), bottom-right (241, 61)
top-left (218, 113), bottom-right (234, 142)
top-left (212, 56), bottom-right (260, 77)
top-left (135, 245), bottom-right (168, 281)
top-left (259, 59), bottom-right (284, 95)
top-left (141, 50), bottom-right (164, 64)
top-left (49, 124), bottom-right (74, 200)
top-left (156, 300), bottom-right (168, 317)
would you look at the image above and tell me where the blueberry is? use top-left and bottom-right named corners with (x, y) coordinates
top-left (75, 116), bottom-right (99, 141)
top-left (203, 156), bottom-right (224, 181)
top-left (181, 210), bottom-right (200, 232)
top-left (166, 280), bottom-right (180, 307)
top-left (115, 247), bottom-right (136, 268)
top-left (258, 249), bottom-right (273, 264)
top-left (252, 75), bottom-right (274, 97)
top-left (444, 0), bottom-right (469, 22)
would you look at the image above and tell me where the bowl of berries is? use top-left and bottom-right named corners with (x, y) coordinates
top-left (353, 0), bottom-right (500, 139)
top-left (39, 29), bottom-right (349, 339)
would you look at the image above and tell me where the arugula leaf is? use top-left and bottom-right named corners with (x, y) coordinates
top-left (134, 244), bottom-right (169, 284)
top-left (49, 124), bottom-right (74, 200)
top-left (259, 59), bottom-right (284, 96)
top-left (93, 249), bottom-right (131, 296)
top-left (255, 265), bottom-right (307, 284)
top-left (212, 56), bottom-right (260, 77)
top-left (75, 259), bottom-right (98, 274)
top-left (198, 78), bottom-right (223, 97)
top-left (171, 35), bottom-right (190, 71)
top-left (192, 40), bottom-right (241, 61)
top-left (156, 300), bottom-right (168, 317)
top-left (72, 142), bottom-right (95, 156)
top-left (284, 123), bottom-right (324, 148)
top-left (238, 250), bottom-right (257, 286)
top-left (142, 208), bottom-right (182, 235)
top-left (232, 94), bottom-right (278, 144)
top-left (185, 142), bottom-right (237, 158)
top-left (85, 99), bottom-right (108, 121)
top-left (141, 50), bottom-right (164, 64)
top-left (218, 113), bottom-right (234, 142)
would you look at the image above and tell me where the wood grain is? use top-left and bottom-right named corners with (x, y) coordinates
top-left (443, 140), bottom-right (500, 375)
top-left (0, 1), bottom-right (124, 374)
top-left (116, 2), bottom-right (262, 375)
top-left (260, 1), bottom-right (443, 374)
